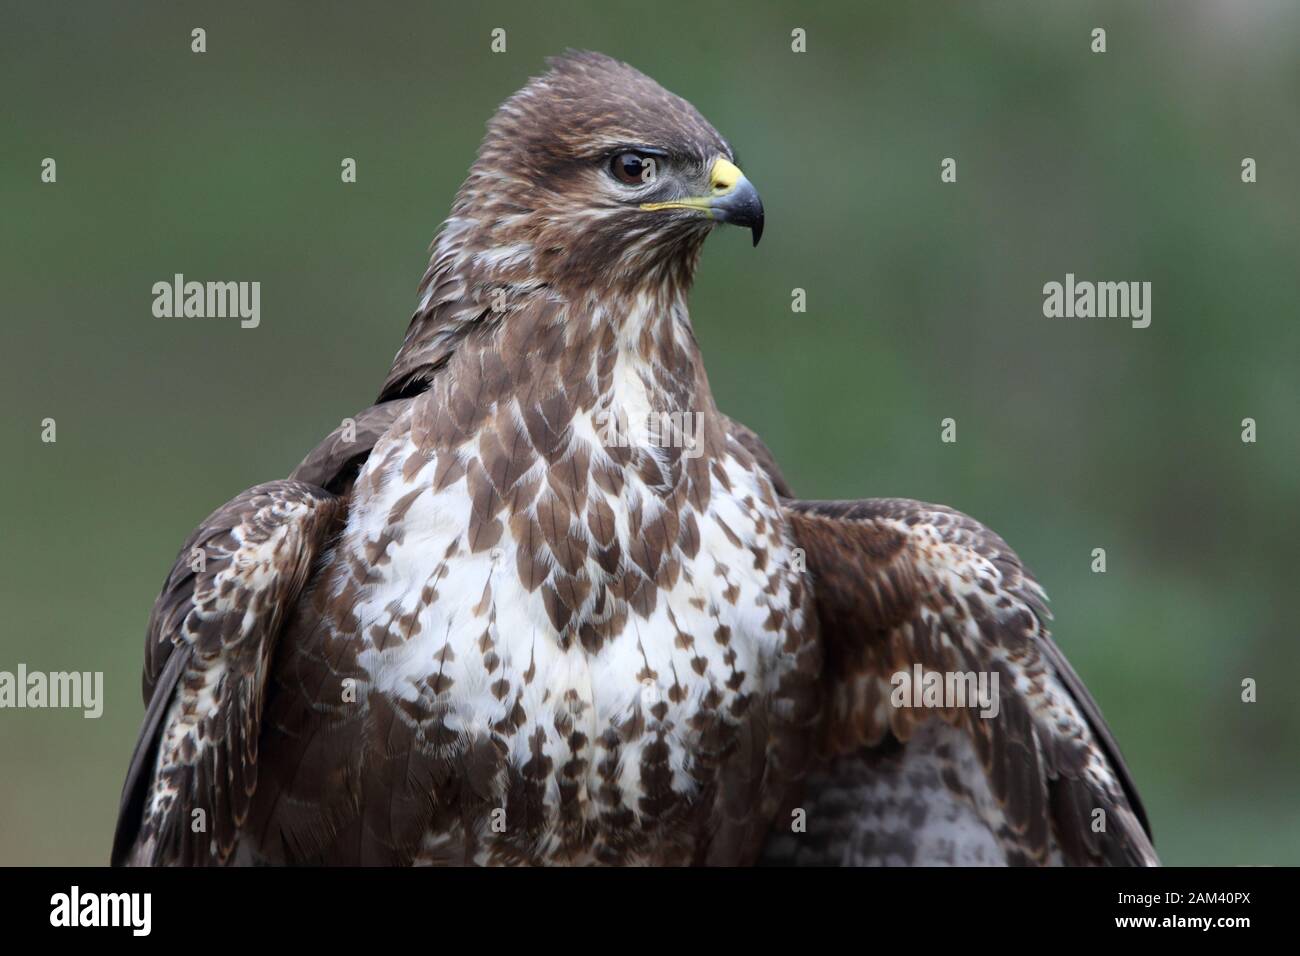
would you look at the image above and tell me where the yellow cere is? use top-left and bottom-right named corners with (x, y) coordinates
top-left (708, 157), bottom-right (742, 195)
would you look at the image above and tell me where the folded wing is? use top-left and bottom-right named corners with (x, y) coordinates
top-left (767, 497), bottom-right (1157, 866)
top-left (111, 481), bottom-right (345, 865)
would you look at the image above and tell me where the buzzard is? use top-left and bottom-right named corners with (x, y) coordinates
top-left (113, 51), bottom-right (1157, 866)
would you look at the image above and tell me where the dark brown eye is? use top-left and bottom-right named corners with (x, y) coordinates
top-left (610, 152), bottom-right (654, 185)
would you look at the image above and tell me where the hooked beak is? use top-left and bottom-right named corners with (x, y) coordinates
top-left (641, 156), bottom-right (765, 246)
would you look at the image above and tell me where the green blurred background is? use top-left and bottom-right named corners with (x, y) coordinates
top-left (2, 0), bottom-right (1296, 865)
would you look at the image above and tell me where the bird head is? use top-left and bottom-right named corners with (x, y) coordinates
top-left (451, 51), bottom-right (764, 292)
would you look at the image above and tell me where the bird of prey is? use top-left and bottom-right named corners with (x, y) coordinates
top-left (113, 51), bottom-right (1156, 866)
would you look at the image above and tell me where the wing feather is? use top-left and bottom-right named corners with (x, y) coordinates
top-left (289, 399), bottom-right (413, 493)
top-left (112, 480), bottom-right (344, 865)
top-left (775, 497), bottom-right (1157, 866)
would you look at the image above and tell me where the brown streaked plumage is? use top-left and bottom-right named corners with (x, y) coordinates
top-left (113, 51), bottom-right (1155, 867)
top-left (763, 500), bottom-right (1155, 865)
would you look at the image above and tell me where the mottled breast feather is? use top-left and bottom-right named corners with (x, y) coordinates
top-left (242, 290), bottom-right (822, 865)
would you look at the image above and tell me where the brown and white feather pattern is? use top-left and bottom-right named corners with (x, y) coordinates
top-left (116, 481), bottom-right (343, 866)
top-left (244, 286), bottom-right (821, 865)
top-left (114, 51), bottom-right (1154, 867)
top-left (764, 498), bottom-right (1157, 866)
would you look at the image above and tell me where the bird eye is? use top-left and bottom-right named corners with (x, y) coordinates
top-left (610, 152), bottom-right (655, 186)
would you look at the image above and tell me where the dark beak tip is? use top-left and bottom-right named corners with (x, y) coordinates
top-left (711, 178), bottom-right (764, 246)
